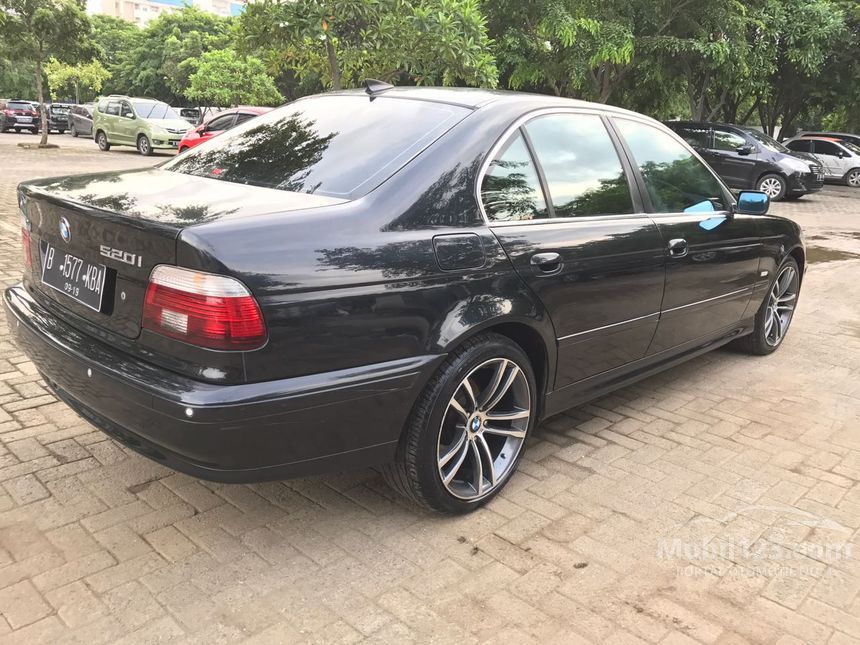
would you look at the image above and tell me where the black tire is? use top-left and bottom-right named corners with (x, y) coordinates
top-left (70, 124), bottom-right (77, 138)
top-left (845, 168), bottom-right (860, 188)
top-left (58, 130), bottom-right (65, 135)
top-left (137, 134), bottom-right (153, 156)
top-left (734, 256), bottom-right (800, 356)
top-left (382, 333), bottom-right (537, 513)
top-left (783, 194), bottom-right (803, 200)
top-left (96, 131), bottom-right (110, 151)
top-left (757, 173), bottom-right (787, 201)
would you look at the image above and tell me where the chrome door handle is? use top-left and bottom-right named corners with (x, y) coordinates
top-left (530, 252), bottom-right (563, 275)
top-left (667, 239), bottom-right (688, 258)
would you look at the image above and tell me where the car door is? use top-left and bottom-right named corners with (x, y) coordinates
top-left (709, 126), bottom-right (760, 188)
top-left (820, 140), bottom-right (854, 178)
top-left (115, 100), bottom-right (137, 144)
top-left (483, 110), bottom-right (666, 390)
top-left (612, 117), bottom-right (763, 355)
top-left (102, 100), bottom-right (122, 142)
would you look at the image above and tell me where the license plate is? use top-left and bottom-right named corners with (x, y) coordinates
top-left (40, 242), bottom-right (106, 312)
top-left (17, 116), bottom-right (32, 123)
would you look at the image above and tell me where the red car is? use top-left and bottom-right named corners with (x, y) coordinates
top-left (177, 106), bottom-right (272, 153)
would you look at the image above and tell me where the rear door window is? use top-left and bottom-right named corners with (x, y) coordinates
top-left (105, 101), bottom-right (120, 116)
top-left (524, 113), bottom-right (633, 217)
top-left (673, 124), bottom-right (711, 148)
top-left (481, 132), bottom-right (548, 222)
top-left (787, 140), bottom-right (812, 152)
top-left (814, 141), bottom-right (841, 156)
top-left (164, 95), bottom-right (470, 199)
top-left (712, 128), bottom-right (748, 152)
top-left (615, 118), bottom-right (727, 213)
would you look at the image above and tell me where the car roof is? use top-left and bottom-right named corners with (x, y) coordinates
top-left (799, 136), bottom-right (844, 143)
top-left (323, 87), bottom-right (646, 118)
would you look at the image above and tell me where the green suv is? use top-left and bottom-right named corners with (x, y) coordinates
top-left (93, 96), bottom-right (191, 155)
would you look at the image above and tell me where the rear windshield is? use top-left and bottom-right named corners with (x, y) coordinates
top-left (133, 101), bottom-right (181, 120)
top-left (8, 102), bottom-right (32, 110)
top-left (162, 95), bottom-right (470, 199)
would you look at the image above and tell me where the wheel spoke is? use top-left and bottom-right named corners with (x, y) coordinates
top-left (481, 364), bottom-right (519, 413)
top-left (773, 312), bottom-right (783, 342)
top-left (461, 377), bottom-right (478, 410)
top-left (476, 434), bottom-right (497, 488)
top-left (449, 398), bottom-right (471, 421)
top-left (477, 359), bottom-right (508, 410)
top-left (441, 437), bottom-right (470, 485)
top-left (777, 293), bottom-right (796, 303)
top-left (439, 428), bottom-right (467, 469)
top-left (485, 408), bottom-right (530, 421)
top-left (483, 424), bottom-right (527, 440)
top-left (470, 440), bottom-right (483, 496)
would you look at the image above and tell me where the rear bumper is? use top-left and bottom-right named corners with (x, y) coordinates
top-left (5, 284), bottom-right (439, 482)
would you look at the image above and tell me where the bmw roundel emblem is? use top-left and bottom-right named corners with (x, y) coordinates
top-left (59, 217), bottom-right (71, 243)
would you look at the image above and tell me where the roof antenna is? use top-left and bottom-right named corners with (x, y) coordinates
top-left (364, 79), bottom-right (394, 97)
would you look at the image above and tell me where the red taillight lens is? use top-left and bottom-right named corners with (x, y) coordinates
top-left (21, 227), bottom-right (32, 269)
top-left (142, 266), bottom-right (266, 350)
top-left (4, 110), bottom-right (14, 116)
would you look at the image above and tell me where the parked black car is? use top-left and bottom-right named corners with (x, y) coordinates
top-left (69, 104), bottom-right (94, 138)
top-left (6, 87), bottom-right (805, 512)
top-left (665, 121), bottom-right (823, 201)
top-left (46, 103), bottom-right (72, 134)
top-left (0, 99), bottom-right (40, 133)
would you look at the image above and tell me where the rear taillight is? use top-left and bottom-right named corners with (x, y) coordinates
top-left (21, 227), bottom-right (32, 270)
top-left (142, 266), bottom-right (267, 351)
top-left (21, 211), bottom-right (32, 270)
top-left (3, 110), bottom-right (13, 116)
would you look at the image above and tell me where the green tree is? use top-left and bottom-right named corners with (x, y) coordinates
top-left (112, 6), bottom-right (232, 103)
top-left (45, 58), bottom-right (111, 103)
top-left (238, 0), bottom-right (498, 90)
top-left (89, 14), bottom-right (139, 93)
top-left (0, 0), bottom-right (92, 145)
top-left (183, 49), bottom-right (283, 107)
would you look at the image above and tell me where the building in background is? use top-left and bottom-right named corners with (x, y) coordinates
top-left (87, 0), bottom-right (246, 26)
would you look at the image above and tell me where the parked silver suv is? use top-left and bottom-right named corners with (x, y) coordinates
top-left (785, 136), bottom-right (860, 187)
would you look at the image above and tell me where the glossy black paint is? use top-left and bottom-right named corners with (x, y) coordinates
top-left (665, 121), bottom-right (823, 197)
top-left (8, 89), bottom-right (805, 481)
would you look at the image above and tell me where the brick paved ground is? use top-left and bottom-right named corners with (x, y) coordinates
top-left (0, 131), bottom-right (858, 644)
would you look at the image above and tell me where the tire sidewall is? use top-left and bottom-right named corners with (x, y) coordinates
top-left (137, 135), bottom-right (151, 156)
top-left (751, 256), bottom-right (800, 354)
top-left (97, 131), bottom-right (109, 150)
top-left (411, 336), bottom-right (537, 513)
top-left (846, 168), bottom-right (860, 187)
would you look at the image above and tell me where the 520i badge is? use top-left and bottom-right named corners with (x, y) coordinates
top-left (99, 245), bottom-right (143, 267)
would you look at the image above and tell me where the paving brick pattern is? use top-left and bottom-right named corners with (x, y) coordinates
top-left (0, 133), bottom-right (858, 644)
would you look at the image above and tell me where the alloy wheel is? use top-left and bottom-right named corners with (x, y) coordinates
top-left (437, 358), bottom-right (530, 501)
top-left (138, 137), bottom-right (150, 155)
top-left (759, 177), bottom-right (783, 199)
top-left (847, 170), bottom-right (860, 187)
top-left (764, 264), bottom-right (799, 347)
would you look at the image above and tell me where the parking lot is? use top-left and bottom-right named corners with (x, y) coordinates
top-left (0, 133), bottom-right (858, 644)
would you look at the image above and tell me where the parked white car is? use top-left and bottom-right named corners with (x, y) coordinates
top-left (785, 136), bottom-right (860, 187)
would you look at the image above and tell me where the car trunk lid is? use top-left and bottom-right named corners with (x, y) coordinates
top-left (20, 168), bottom-right (346, 339)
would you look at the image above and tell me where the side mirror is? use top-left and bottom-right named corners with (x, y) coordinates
top-left (736, 190), bottom-right (769, 215)
top-left (736, 144), bottom-right (754, 156)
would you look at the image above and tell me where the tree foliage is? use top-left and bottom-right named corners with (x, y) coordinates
top-left (45, 58), bottom-right (111, 103)
top-left (0, 0), bottom-right (92, 144)
top-left (183, 49), bottom-right (283, 107)
top-left (237, 0), bottom-right (498, 90)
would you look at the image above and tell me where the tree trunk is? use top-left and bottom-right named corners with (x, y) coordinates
top-left (74, 81), bottom-right (80, 105)
top-left (34, 53), bottom-right (48, 146)
top-left (325, 36), bottom-right (342, 91)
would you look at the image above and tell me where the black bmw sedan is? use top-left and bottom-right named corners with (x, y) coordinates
top-left (6, 86), bottom-right (805, 513)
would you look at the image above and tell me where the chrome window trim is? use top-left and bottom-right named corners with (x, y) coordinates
top-left (476, 106), bottom-right (640, 227)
